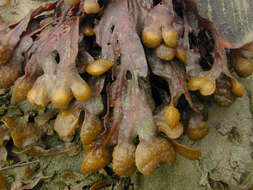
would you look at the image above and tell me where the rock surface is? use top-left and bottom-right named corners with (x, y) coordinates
top-left (196, 0), bottom-right (253, 48)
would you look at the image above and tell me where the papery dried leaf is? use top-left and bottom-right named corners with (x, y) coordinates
top-left (0, 146), bottom-right (8, 161)
top-left (24, 165), bottom-right (37, 180)
top-left (11, 123), bottom-right (39, 148)
top-left (72, 179), bottom-right (111, 190)
top-left (13, 142), bottom-right (81, 157)
top-left (34, 110), bottom-right (56, 126)
top-left (61, 170), bottom-right (88, 182)
top-left (90, 180), bottom-right (112, 190)
top-left (61, 170), bottom-right (105, 189)
top-left (0, 171), bottom-right (7, 190)
top-left (0, 124), bottom-right (10, 146)
top-left (71, 182), bottom-right (96, 190)
top-left (1, 116), bottom-right (39, 147)
top-left (10, 172), bottom-right (52, 190)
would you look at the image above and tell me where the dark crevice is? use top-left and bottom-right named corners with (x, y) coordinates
top-left (153, 0), bottom-right (162, 6)
top-left (111, 25), bottom-right (115, 33)
top-left (126, 70), bottom-right (132, 80)
top-left (53, 51), bottom-right (60, 64)
top-left (149, 73), bottom-right (170, 107)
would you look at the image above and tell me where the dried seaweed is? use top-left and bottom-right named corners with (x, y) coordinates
top-left (0, 0), bottom-right (252, 189)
